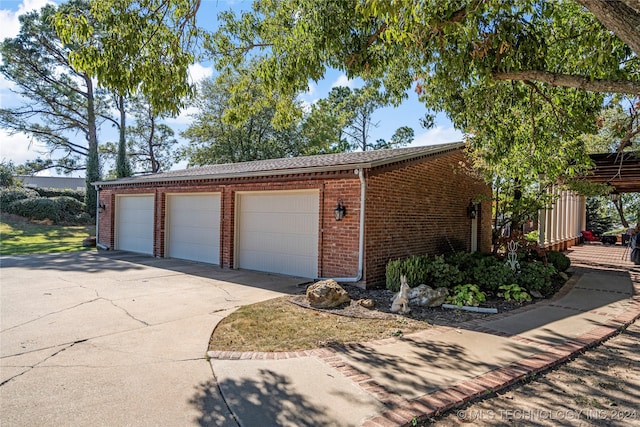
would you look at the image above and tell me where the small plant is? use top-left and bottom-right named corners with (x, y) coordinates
top-left (447, 284), bottom-right (486, 307)
top-left (517, 261), bottom-right (557, 294)
top-left (499, 284), bottom-right (532, 303)
top-left (546, 250), bottom-right (571, 272)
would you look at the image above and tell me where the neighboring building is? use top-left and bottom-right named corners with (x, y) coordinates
top-left (16, 175), bottom-right (85, 191)
top-left (94, 142), bottom-right (491, 288)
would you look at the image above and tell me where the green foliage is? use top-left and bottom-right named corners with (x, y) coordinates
top-left (499, 284), bottom-right (532, 303)
top-left (516, 262), bottom-right (557, 294)
top-left (447, 284), bottom-right (486, 307)
top-left (464, 255), bottom-right (516, 293)
top-left (546, 250), bottom-right (571, 272)
top-left (33, 188), bottom-right (85, 202)
top-left (385, 256), bottom-right (430, 292)
top-left (385, 254), bottom-right (463, 292)
top-left (210, 0), bottom-right (638, 195)
top-left (0, 187), bottom-right (39, 208)
top-left (180, 62), bottom-right (335, 166)
top-left (586, 196), bottom-right (614, 234)
top-left (0, 162), bottom-right (17, 187)
top-left (54, 0), bottom-right (198, 116)
top-left (7, 196), bottom-right (86, 224)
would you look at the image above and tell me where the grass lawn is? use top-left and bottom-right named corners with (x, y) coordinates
top-left (0, 213), bottom-right (95, 256)
top-left (209, 296), bottom-right (430, 352)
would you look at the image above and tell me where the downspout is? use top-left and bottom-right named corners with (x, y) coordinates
top-left (94, 184), bottom-right (100, 246)
top-left (93, 184), bottom-right (108, 250)
top-left (320, 168), bottom-right (366, 283)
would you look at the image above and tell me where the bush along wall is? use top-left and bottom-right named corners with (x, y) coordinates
top-left (386, 251), bottom-right (566, 300)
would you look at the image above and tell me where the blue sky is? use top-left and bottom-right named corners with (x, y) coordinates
top-left (0, 0), bottom-right (462, 176)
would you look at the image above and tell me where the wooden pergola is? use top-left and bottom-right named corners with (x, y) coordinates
top-left (586, 151), bottom-right (640, 193)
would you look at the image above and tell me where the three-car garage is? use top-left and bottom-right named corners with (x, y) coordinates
top-left (113, 190), bottom-right (320, 278)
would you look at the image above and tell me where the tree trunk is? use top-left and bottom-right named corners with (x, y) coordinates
top-left (575, 0), bottom-right (640, 57)
top-left (613, 198), bottom-right (630, 228)
top-left (492, 71), bottom-right (640, 94)
top-left (147, 112), bottom-right (159, 173)
top-left (84, 75), bottom-right (100, 218)
top-left (116, 95), bottom-right (132, 178)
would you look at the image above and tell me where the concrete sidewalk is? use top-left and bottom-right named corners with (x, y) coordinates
top-left (208, 244), bottom-right (640, 427)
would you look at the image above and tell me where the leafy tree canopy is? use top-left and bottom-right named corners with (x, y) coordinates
top-left (53, 0), bottom-right (199, 116)
top-left (179, 62), bottom-right (334, 166)
top-left (208, 0), bottom-right (639, 190)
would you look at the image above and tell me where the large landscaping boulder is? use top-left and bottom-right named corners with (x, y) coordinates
top-left (306, 280), bottom-right (350, 308)
top-left (408, 284), bottom-right (449, 307)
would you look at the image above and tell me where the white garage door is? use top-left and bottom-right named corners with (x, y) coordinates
top-left (166, 194), bottom-right (221, 264)
top-left (116, 195), bottom-right (154, 255)
top-left (236, 190), bottom-right (319, 278)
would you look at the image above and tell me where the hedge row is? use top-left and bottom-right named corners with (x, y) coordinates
top-left (0, 187), bottom-right (90, 224)
top-left (386, 250), bottom-right (569, 297)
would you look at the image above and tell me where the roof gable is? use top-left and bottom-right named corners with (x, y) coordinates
top-left (95, 142), bottom-right (464, 186)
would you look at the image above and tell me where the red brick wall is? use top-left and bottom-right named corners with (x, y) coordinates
top-left (95, 175), bottom-right (362, 279)
top-left (96, 150), bottom-right (490, 288)
top-left (320, 179), bottom-right (361, 278)
top-left (363, 151), bottom-right (492, 287)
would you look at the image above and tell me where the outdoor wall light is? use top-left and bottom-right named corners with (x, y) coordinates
top-left (334, 199), bottom-right (346, 221)
top-left (98, 202), bottom-right (106, 213)
top-left (467, 201), bottom-right (477, 219)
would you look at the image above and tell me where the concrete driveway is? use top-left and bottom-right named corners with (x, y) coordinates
top-left (0, 251), bottom-right (306, 426)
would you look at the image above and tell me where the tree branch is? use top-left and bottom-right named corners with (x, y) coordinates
top-left (492, 70), bottom-right (640, 94)
top-left (574, 0), bottom-right (640, 56)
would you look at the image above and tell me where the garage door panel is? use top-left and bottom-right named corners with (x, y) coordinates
top-left (167, 194), bottom-right (220, 264)
top-left (117, 195), bottom-right (154, 255)
top-left (237, 191), bottom-right (319, 278)
top-left (240, 232), bottom-right (317, 255)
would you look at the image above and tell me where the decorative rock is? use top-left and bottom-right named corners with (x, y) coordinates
top-left (390, 275), bottom-right (411, 313)
top-left (530, 290), bottom-right (544, 299)
top-left (408, 284), bottom-right (449, 307)
top-left (82, 236), bottom-right (97, 247)
top-left (306, 280), bottom-right (350, 308)
top-left (357, 298), bottom-right (375, 309)
top-left (559, 272), bottom-right (569, 281)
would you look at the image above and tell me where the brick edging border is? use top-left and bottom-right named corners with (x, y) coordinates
top-left (362, 278), bottom-right (640, 427)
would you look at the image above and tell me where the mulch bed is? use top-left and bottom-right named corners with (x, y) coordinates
top-left (290, 284), bottom-right (541, 326)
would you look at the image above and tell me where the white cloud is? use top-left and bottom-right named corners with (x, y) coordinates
top-left (306, 82), bottom-right (317, 97)
top-left (0, 128), bottom-right (48, 165)
top-left (331, 74), bottom-right (355, 89)
top-left (0, 0), bottom-right (55, 90)
top-left (165, 105), bottom-right (199, 125)
top-left (410, 126), bottom-right (464, 147)
top-left (188, 63), bottom-right (214, 84)
top-left (0, 0), bottom-right (54, 41)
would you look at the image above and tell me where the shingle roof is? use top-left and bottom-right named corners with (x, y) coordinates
top-left (94, 142), bottom-right (464, 186)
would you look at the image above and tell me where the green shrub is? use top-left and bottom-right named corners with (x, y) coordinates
top-left (499, 284), bottom-right (532, 303)
top-left (8, 196), bottom-right (85, 224)
top-left (34, 187), bottom-right (85, 202)
top-left (426, 255), bottom-right (463, 289)
top-left (447, 284), bottom-right (486, 307)
top-left (546, 250), bottom-right (571, 272)
top-left (386, 255), bottom-right (431, 292)
top-left (517, 262), bottom-right (557, 294)
top-left (385, 254), bottom-right (463, 291)
top-left (0, 187), bottom-right (38, 209)
top-left (466, 256), bottom-right (515, 293)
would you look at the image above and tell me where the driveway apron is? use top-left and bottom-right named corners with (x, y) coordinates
top-left (0, 251), bottom-right (305, 427)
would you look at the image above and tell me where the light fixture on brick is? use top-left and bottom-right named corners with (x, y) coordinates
top-left (467, 200), bottom-right (477, 219)
top-left (334, 199), bottom-right (346, 221)
top-left (98, 202), bottom-right (107, 213)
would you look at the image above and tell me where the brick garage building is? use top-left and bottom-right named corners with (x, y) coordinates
top-left (94, 142), bottom-right (491, 288)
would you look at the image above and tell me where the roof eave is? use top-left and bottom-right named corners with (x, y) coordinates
top-left (92, 142), bottom-right (464, 188)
